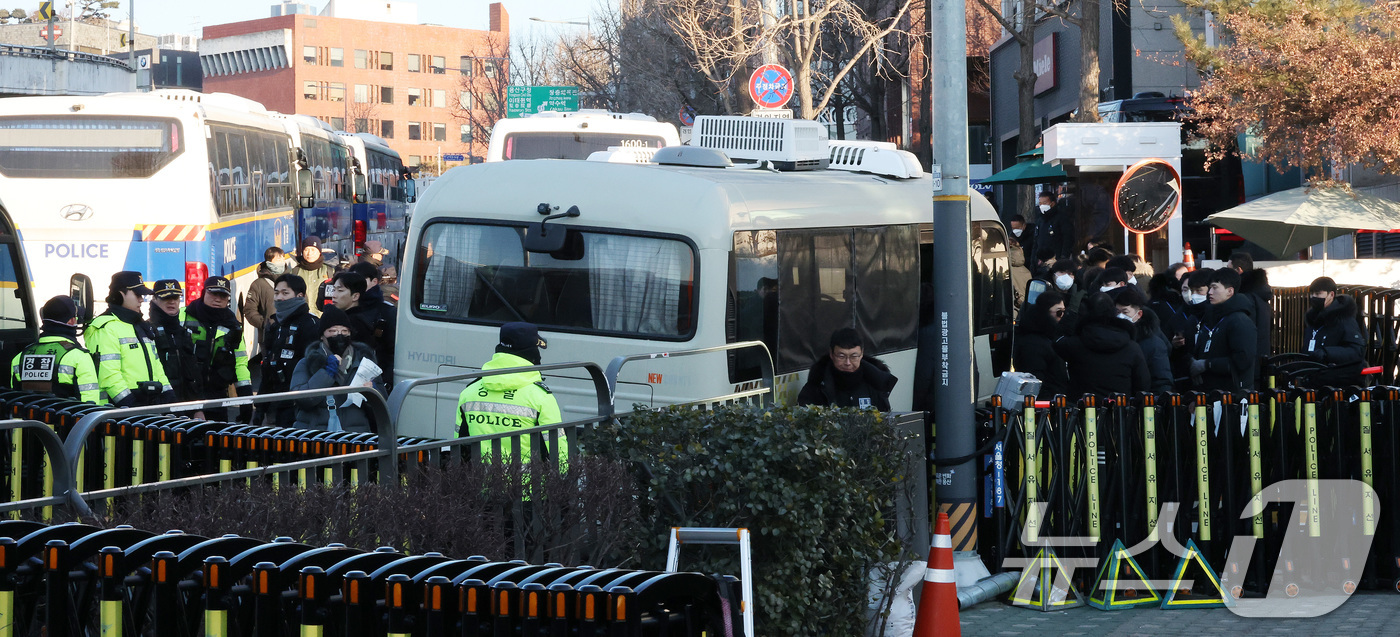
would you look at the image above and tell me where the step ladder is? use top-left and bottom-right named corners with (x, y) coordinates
top-left (666, 527), bottom-right (754, 636)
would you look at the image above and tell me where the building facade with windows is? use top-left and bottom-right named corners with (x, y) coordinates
top-left (200, 3), bottom-right (506, 169)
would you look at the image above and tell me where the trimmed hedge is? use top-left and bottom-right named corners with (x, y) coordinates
top-left (584, 405), bottom-right (920, 636)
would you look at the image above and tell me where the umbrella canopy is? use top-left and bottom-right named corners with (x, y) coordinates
top-left (1017, 147), bottom-right (1045, 159)
top-left (979, 157), bottom-right (1068, 185)
top-left (1205, 187), bottom-right (1400, 257)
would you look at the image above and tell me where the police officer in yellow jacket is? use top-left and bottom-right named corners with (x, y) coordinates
top-left (179, 276), bottom-right (253, 422)
top-left (456, 322), bottom-right (563, 462)
top-left (11, 296), bottom-right (100, 403)
top-left (85, 272), bottom-right (174, 407)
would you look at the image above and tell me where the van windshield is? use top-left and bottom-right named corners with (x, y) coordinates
top-left (503, 132), bottom-right (667, 160)
top-left (412, 222), bottom-right (696, 339)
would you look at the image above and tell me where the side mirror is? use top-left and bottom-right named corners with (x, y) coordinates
top-left (296, 168), bottom-right (314, 209)
top-left (352, 172), bottom-right (368, 205)
top-left (69, 273), bottom-right (94, 325)
top-left (402, 178), bottom-right (417, 204)
top-left (524, 205), bottom-right (581, 253)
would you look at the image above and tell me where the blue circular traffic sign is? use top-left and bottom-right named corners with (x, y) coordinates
top-left (748, 64), bottom-right (794, 110)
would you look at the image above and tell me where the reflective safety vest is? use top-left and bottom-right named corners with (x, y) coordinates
top-left (85, 313), bottom-right (172, 406)
top-left (10, 336), bottom-right (100, 403)
top-left (178, 307), bottom-right (251, 396)
top-left (455, 352), bottom-right (564, 463)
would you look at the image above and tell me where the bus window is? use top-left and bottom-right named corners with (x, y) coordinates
top-left (0, 116), bottom-right (182, 179)
top-left (502, 132), bottom-right (667, 160)
top-left (412, 222), bottom-right (697, 339)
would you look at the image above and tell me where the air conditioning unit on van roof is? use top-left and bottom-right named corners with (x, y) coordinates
top-left (828, 140), bottom-right (923, 179)
top-left (692, 115), bottom-right (829, 171)
top-left (587, 146), bottom-right (659, 164)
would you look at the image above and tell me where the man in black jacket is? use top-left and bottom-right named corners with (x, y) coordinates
top-left (259, 274), bottom-right (320, 426)
top-left (1189, 268), bottom-right (1258, 392)
top-left (1033, 191), bottom-right (1075, 261)
top-left (1303, 277), bottom-right (1366, 388)
top-left (1231, 252), bottom-right (1273, 362)
top-left (148, 280), bottom-right (203, 409)
top-left (349, 262), bottom-right (397, 384)
top-left (797, 328), bottom-right (898, 411)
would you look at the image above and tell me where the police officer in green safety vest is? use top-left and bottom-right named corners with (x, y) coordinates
top-left (10, 296), bottom-right (100, 403)
top-left (85, 272), bottom-right (174, 407)
top-left (456, 322), bottom-right (563, 462)
top-left (179, 275), bottom-right (253, 422)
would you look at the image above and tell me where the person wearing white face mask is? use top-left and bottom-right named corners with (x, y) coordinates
top-left (1109, 287), bottom-right (1173, 392)
top-left (243, 246), bottom-right (289, 376)
top-left (1033, 190), bottom-right (1075, 262)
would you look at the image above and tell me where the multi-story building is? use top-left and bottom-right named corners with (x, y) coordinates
top-left (200, 2), bottom-right (507, 169)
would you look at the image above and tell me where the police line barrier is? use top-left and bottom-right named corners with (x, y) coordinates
top-left (979, 385), bottom-right (1400, 608)
top-left (0, 520), bottom-right (742, 637)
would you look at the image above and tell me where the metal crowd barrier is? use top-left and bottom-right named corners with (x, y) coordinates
top-left (0, 521), bottom-right (742, 637)
top-left (603, 341), bottom-right (776, 411)
top-left (980, 385), bottom-right (1400, 607)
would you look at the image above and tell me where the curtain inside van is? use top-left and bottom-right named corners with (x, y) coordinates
top-left (585, 234), bottom-right (687, 335)
top-left (417, 224), bottom-right (522, 317)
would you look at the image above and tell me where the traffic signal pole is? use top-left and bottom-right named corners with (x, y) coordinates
top-left (929, 0), bottom-right (991, 584)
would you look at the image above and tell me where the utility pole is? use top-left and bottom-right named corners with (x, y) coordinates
top-left (928, 0), bottom-right (990, 585)
top-left (127, 0), bottom-right (135, 70)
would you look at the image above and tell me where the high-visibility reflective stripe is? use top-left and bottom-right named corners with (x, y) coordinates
top-left (100, 355), bottom-right (122, 362)
top-left (111, 389), bottom-right (131, 403)
top-left (205, 609), bottom-right (227, 637)
top-left (56, 365), bottom-right (76, 375)
top-left (0, 590), bottom-right (13, 637)
top-left (459, 401), bottom-right (539, 420)
top-left (1144, 404), bottom-right (1159, 542)
top-left (235, 380), bottom-right (252, 387)
top-left (1194, 405), bottom-right (1211, 542)
top-left (923, 568), bottom-right (956, 583)
top-left (101, 599), bottom-right (122, 637)
top-left (931, 535), bottom-right (951, 549)
top-left (1304, 401), bottom-right (1321, 538)
top-left (1085, 405), bottom-right (1101, 542)
top-left (1024, 405), bottom-right (1039, 544)
top-left (1248, 403), bottom-right (1263, 538)
top-left (118, 338), bottom-right (137, 345)
top-left (1362, 400), bottom-right (1376, 536)
top-left (78, 383), bottom-right (99, 392)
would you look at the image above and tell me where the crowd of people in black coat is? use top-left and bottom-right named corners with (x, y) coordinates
top-left (1012, 246), bottom-right (1368, 401)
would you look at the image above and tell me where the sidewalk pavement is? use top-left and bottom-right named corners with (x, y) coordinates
top-left (959, 592), bottom-right (1400, 636)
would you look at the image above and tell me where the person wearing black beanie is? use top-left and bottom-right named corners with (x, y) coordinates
top-left (288, 304), bottom-right (379, 432)
top-left (292, 235), bottom-right (334, 317)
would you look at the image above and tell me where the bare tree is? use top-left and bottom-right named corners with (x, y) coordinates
top-left (346, 100), bottom-right (379, 135)
top-left (775, 0), bottom-right (916, 120)
top-left (452, 35), bottom-right (510, 162)
top-left (662, 0), bottom-right (764, 114)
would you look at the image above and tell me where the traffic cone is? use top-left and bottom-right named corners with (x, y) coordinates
top-left (912, 512), bottom-right (960, 637)
top-left (1183, 242), bottom-right (1195, 271)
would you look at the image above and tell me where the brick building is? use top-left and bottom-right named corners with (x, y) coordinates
top-left (200, 3), bottom-right (507, 169)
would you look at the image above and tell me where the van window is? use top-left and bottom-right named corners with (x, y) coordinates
top-left (972, 221), bottom-right (1013, 335)
top-left (413, 222), bottom-right (697, 339)
top-left (729, 225), bottom-right (918, 380)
